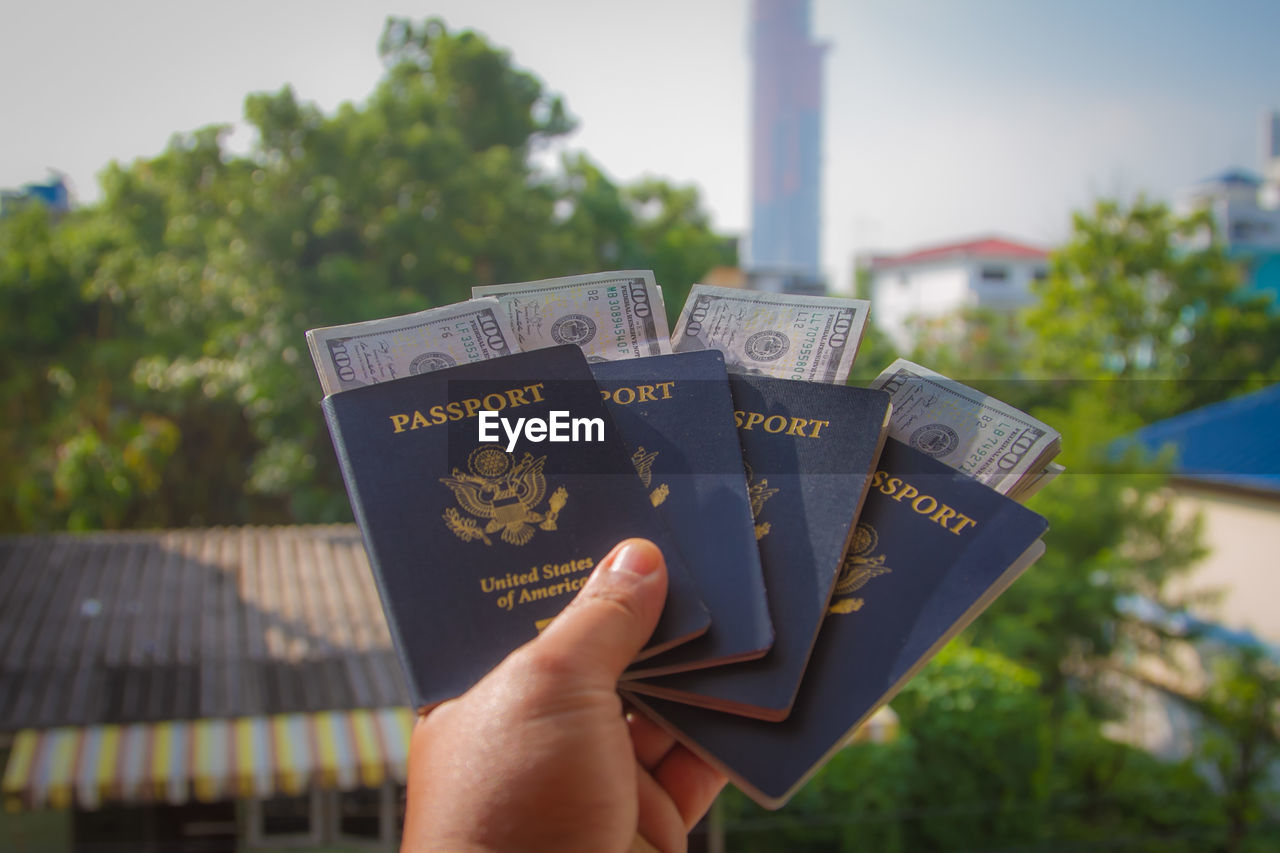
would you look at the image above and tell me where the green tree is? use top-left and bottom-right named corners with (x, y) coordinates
top-left (716, 195), bottom-right (1276, 850)
top-left (624, 177), bottom-right (736, 326)
top-left (718, 643), bottom-right (1224, 851)
top-left (846, 317), bottom-right (901, 386)
top-left (847, 265), bottom-right (903, 386)
top-left (967, 394), bottom-right (1206, 705)
top-left (907, 307), bottom-right (1031, 386)
top-left (0, 16), bottom-right (734, 532)
top-left (0, 193), bottom-right (187, 530)
top-left (546, 155), bottom-right (735, 328)
top-left (1190, 648), bottom-right (1280, 851)
top-left (1026, 197), bottom-right (1280, 421)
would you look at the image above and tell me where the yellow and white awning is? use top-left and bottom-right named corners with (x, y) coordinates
top-left (3, 707), bottom-right (415, 811)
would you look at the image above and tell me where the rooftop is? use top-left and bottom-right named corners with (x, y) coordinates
top-left (0, 526), bottom-right (410, 732)
top-left (867, 236), bottom-right (1048, 270)
top-left (1196, 168), bottom-right (1265, 187)
top-left (1127, 383), bottom-right (1280, 495)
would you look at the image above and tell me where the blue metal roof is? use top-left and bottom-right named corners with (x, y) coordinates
top-left (1128, 383), bottom-right (1280, 494)
top-left (1200, 168), bottom-right (1264, 187)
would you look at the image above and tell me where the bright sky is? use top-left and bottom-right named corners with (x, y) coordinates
top-left (4, 0), bottom-right (1279, 292)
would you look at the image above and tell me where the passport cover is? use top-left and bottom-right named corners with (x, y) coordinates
top-left (321, 345), bottom-right (709, 710)
top-left (625, 438), bottom-right (1050, 809)
top-left (626, 375), bottom-right (892, 720)
top-left (591, 351), bottom-right (772, 677)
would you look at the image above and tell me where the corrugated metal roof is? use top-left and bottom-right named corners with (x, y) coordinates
top-left (1128, 383), bottom-right (1280, 495)
top-left (0, 526), bottom-right (411, 732)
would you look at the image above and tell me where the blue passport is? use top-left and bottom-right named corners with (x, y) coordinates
top-left (626, 375), bottom-right (892, 720)
top-left (321, 345), bottom-right (709, 709)
top-left (625, 438), bottom-right (1049, 809)
top-left (591, 352), bottom-right (773, 677)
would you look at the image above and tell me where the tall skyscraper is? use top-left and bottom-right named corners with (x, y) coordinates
top-left (750, 0), bottom-right (826, 281)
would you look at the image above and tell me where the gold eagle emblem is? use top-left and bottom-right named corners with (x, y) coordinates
top-left (630, 446), bottom-right (669, 507)
top-left (441, 446), bottom-right (567, 546)
top-left (744, 462), bottom-right (779, 540)
top-left (828, 523), bottom-right (891, 615)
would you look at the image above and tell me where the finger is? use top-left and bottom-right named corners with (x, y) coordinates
top-left (533, 539), bottom-right (668, 683)
top-left (626, 706), bottom-right (676, 770)
top-left (652, 745), bottom-right (728, 831)
top-left (634, 764), bottom-right (690, 853)
top-left (628, 835), bottom-right (663, 853)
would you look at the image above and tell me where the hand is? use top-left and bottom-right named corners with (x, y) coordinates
top-left (401, 539), bottom-right (727, 852)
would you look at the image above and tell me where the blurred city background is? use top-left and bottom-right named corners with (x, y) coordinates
top-left (1, 1), bottom-right (1277, 850)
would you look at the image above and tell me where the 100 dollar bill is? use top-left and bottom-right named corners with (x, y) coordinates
top-left (1010, 462), bottom-right (1066, 502)
top-left (869, 359), bottom-right (1061, 495)
top-left (473, 271), bottom-right (670, 361)
top-left (305, 298), bottom-right (517, 395)
top-left (671, 285), bottom-right (869, 384)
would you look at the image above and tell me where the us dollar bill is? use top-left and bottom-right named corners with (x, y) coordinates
top-left (1009, 462), bottom-right (1066, 503)
top-left (472, 271), bottom-right (670, 361)
top-left (869, 358), bottom-right (1061, 495)
top-left (305, 298), bottom-right (518, 395)
top-left (670, 285), bottom-right (870, 384)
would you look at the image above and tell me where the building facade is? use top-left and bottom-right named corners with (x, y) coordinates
top-left (1174, 111), bottom-right (1280, 300)
top-left (865, 236), bottom-right (1049, 350)
top-left (0, 173), bottom-right (71, 217)
top-left (1128, 383), bottom-right (1280, 647)
top-left (749, 0), bottom-right (826, 280)
top-left (0, 526), bottom-right (414, 851)
top-left (1105, 384), bottom-right (1280, 761)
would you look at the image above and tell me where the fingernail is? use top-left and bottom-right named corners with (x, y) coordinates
top-left (591, 540), bottom-right (660, 589)
top-left (608, 540), bottom-right (662, 579)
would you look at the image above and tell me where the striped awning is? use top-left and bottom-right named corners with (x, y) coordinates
top-left (2, 707), bottom-right (415, 811)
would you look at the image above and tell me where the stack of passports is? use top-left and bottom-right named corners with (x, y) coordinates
top-left (323, 346), bottom-right (711, 708)
top-left (625, 375), bottom-right (893, 719)
top-left (319, 343), bottom-right (1049, 810)
top-left (591, 352), bottom-right (773, 677)
top-left (624, 438), bottom-right (1049, 808)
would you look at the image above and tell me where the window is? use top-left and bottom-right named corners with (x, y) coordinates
top-left (979, 265), bottom-right (1009, 283)
top-left (262, 794), bottom-right (313, 836)
top-left (337, 787), bottom-right (383, 840)
top-left (325, 784), bottom-right (401, 846)
top-left (395, 784), bottom-right (408, 836)
top-left (244, 785), bottom-right (403, 847)
top-left (246, 791), bottom-right (323, 847)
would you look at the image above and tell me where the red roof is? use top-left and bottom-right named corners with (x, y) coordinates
top-left (868, 237), bottom-right (1048, 270)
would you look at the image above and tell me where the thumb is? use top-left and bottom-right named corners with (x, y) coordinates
top-left (530, 539), bottom-right (668, 684)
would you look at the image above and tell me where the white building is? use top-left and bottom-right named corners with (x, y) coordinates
top-left (1172, 111), bottom-right (1280, 299)
top-left (1175, 168), bottom-right (1280, 251)
top-left (1106, 384), bottom-right (1280, 763)
top-left (1129, 383), bottom-right (1280, 647)
top-left (865, 236), bottom-right (1049, 351)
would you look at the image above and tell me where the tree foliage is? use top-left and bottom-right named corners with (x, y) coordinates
top-left (0, 16), bottom-right (732, 531)
top-left (722, 197), bottom-right (1278, 848)
top-left (3, 19), bottom-right (1275, 849)
top-left (720, 644), bottom-right (1226, 851)
top-left (1025, 197), bottom-right (1280, 419)
top-left (1186, 648), bottom-right (1280, 852)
